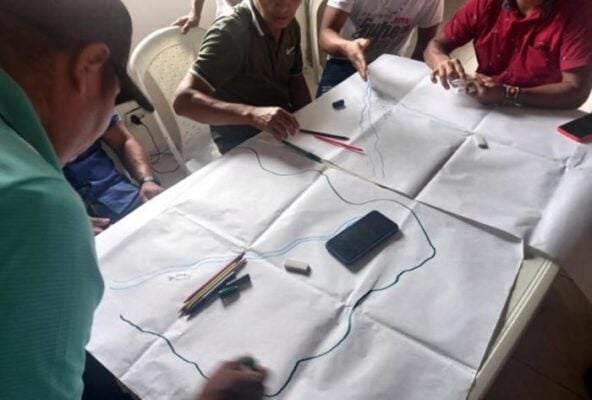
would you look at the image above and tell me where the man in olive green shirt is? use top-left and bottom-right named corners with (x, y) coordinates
top-left (174, 0), bottom-right (311, 154)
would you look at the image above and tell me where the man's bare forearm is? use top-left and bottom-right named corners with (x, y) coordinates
top-left (174, 74), bottom-right (301, 139)
top-left (412, 26), bottom-right (439, 62)
top-left (174, 88), bottom-right (255, 126)
top-left (319, 6), bottom-right (352, 58)
top-left (104, 123), bottom-right (153, 181)
top-left (513, 67), bottom-right (592, 109)
top-left (424, 37), bottom-right (453, 70)
top-left (320, 28), bottom-right (353, 58)
top-left (191, 0), bottom-right (205, 14)
top-left (519, 82), bottom-right (591, 109)
top-left (119, 139), bottom-right (153, 181)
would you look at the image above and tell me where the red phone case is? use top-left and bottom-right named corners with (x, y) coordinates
top-left (557, 127), bottom-right (592, 143)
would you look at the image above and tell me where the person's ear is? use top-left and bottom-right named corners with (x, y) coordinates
top-left (71, 42), bottom-right (111, 96)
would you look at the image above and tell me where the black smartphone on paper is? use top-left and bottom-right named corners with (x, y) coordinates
top-left (326, 211), bottom-right (399, 266)
top-left (558, 113), bottom-right (592, 143)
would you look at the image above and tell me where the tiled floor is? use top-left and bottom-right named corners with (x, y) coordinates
top-left (486, 274), bottom-right (592, 400)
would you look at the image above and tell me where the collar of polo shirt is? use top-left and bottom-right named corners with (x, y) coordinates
top-left (247, 0), bottom-right (267, 37)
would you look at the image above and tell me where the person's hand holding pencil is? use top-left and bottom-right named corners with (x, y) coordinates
top-left (198, 357), bottom-right (268, 400)
top-left (249, 106), bottom-right (300, 141)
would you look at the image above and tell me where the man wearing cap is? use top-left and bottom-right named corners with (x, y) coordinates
top-left (173, 0), bottom-right (311, 154)
top-left (0, 0), bottom-right (266, 399)
top-left (424, 0), bottom-right (592, 109)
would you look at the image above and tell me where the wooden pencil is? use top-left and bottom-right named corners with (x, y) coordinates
top-left (181, 259), bottom-right (246, 314)
top-left (182, 252), bottom-right (244, 303)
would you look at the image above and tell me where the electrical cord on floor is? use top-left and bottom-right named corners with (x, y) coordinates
top-left (129, 115), bottom-right (180, 174)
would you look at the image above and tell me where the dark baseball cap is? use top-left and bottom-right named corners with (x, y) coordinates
top-left (0, 0), bottom-right (153, 112)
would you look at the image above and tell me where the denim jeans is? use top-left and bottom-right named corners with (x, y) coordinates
top-left (316, 58), bottom-right (357, 98)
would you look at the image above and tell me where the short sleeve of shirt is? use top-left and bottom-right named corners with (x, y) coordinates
top-left (418, 0), bottom-right (445, 28)
top-left (191, 19), bottom-right (245, 91)
top-left (443, 0), bottom-right (484, 48)
top-left (327, 0), bottom-right (355, 13)
top-left (559, 5), bottom-right (592, 71)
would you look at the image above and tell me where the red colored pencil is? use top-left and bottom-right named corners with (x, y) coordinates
top-left (313, 134), bottom-right (364, 153)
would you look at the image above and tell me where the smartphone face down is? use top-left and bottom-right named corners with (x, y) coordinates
top-left (558, 113), bottom-right (592, 143)
top-left (326, 211), bottom-right (399, 266)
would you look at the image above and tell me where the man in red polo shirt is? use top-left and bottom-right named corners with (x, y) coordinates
top-left (424, 0), bottom-right (592, 109)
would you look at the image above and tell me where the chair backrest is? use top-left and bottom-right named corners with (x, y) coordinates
top-left (308, 0), bottom-right (327, 83)
top-left (130, 26), bottom-right (219, 174)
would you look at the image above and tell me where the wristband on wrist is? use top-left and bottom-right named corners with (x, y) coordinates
top-left (139, 175), bottom-right (160, 186)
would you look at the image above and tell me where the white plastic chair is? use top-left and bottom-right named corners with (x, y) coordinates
top-left (307, 0), bottom-right (327, 83)
top-left (129, 26), bottom-right (220, 175)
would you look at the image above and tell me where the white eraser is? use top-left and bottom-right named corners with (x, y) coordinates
top-left (473, 134), bottom-right (488, 149)
top-left (284, 259), bottom-right (310, 274)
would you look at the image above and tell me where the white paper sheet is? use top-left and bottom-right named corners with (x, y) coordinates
top-left (399, 77), bottom-right (491, 133)
top-left (416, 138), bottom-right (565, 239)
top-left (473, 107), bottom-right (585, 162)
top-left (331, 106), bottom-right (467, 196)
top-left (316, 56), bottom-right (592, 298)
top-left (89, 163), bottom-right (523, 400)
top-left (89, 55), bottom-right (592, 400)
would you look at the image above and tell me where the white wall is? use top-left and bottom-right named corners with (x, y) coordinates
top-left (122, 0), bottom-right (308, 56)
top-left (122, 0), bottom-right (215, 48)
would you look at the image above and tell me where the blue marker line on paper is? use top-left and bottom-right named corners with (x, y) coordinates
top-left (120, 146), bottom-right (437, 397)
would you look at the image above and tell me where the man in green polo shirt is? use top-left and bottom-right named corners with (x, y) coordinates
top-left (0, 0), bottom-right (153, 398)
top-left (0, 1), bottom-right (267, 399)
top-left (174, 0), bottom-right (311, 154)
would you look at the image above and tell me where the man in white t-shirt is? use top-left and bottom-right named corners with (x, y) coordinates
top-left (317, 0), bottom-right (443, 96)
top-left (173, 0), bottom-right (242, 33)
